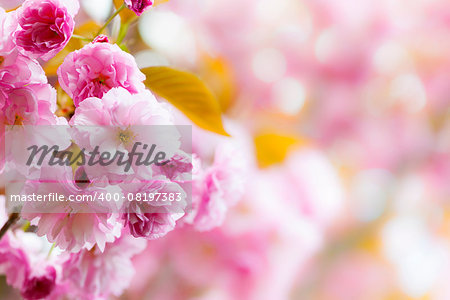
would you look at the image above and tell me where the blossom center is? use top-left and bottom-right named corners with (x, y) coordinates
top-left (14, 114), bottom-right (24, 125)
top-left (117, 128), bottom-right (136, 147)
top-left (94, 74), bottom-right (109, 86)
top-left (0, 56), bottom-right (4, 66)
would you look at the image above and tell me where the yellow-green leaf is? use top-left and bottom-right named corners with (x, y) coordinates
top-left (142, 66), bottom-right (230, 136)
top-left (254, 133), bottom-right (306, 168)
top-left (154, 0), bottom-right (170, 6)
top-left (199, 54), bottom-right (236, 113)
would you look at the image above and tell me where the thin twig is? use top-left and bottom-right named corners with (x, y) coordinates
top-left (95, 3), bottom-right (127, 37)
top-left (0, 212), bottom-right (20, 240)
top-left (71, 34), bottom-right (92, 42)
top-left (47, 243), bottom-right (56, 259)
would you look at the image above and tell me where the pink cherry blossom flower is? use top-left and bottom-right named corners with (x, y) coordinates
top-left (58, 43), bottom-right (145, 106)
top-left (158, 150), bottom-right (193, 181)
top-left (0, 233), bottom-right (61, 300)
top-left (125, 210), bottom-right (177, 240)
top-left (69, 87), bottom-right (174, 127)
top-left (21, 165), bottom-right (122, 252)
top-left (1, 83), bottom-right (58, 126)
top-left (0, 234), bottom-right (30, 290)
top-left (0, 8), bottom-right (45, 89)
top-left (21, 266), bottom-right (57, 300)
top-left (69, 87), bottom-right (180, 182)
top-left (187, 168), bottom-right (228, 231)
top-left (0, 231), bottom-right (65, 300)
top-left (61, 235), bottom-right (146, 298)
top-left (0, 7), bottom-right (18, 53)
top-left (125, 0), bottom-right (154, 16)
top-left (183, 139), bottom-right (248, 231)
top-left (13, 0), bottom-right (79, 61)
top-left (121, 179), bottom-right (187, 239)
top-left (0, 50), bottom-right (47, 89)
top-left (0, 83), bottom-right (68, 174)
top-left (0, 196), bottom-right (63, 299)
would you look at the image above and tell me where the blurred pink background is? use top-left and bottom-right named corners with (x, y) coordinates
top-left (3, 0), bottom-right (448, 299)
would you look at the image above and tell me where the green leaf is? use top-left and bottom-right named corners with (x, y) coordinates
top-left (142, 66), bottom-right (230, 136)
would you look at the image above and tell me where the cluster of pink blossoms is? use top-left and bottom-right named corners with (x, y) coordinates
top-left (0, 0), bottom-right (246, 299)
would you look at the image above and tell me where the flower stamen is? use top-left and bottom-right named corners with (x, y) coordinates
top-left (94, 74), bottom-right (109, 86)
top-left (14, 114), bottom-right (24, 125)
top-left (117, 127), bottom-right (136, 147)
